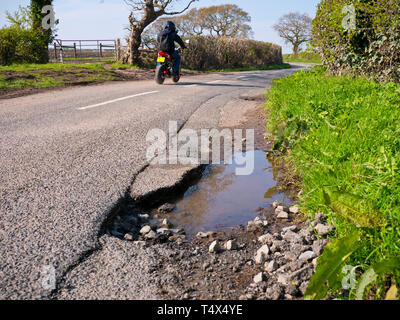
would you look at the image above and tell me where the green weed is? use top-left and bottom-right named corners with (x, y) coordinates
top-left (266, 67), bottom-right (400, 300)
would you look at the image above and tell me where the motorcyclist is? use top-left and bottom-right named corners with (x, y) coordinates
top-left (157, 21), bottom-right (186, 76)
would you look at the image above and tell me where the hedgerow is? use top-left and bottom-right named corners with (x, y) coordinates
top-left (182, 36), bottom-right (282, 70)
top-left (313, 0), bottom-right (400, 82)
top-left (0, 27), bottom-right (48, 65)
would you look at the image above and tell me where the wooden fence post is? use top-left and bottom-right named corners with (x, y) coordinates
top-left (73, 43), bottom-right (77, 59)
top-left (116, 38), bottom-right (121, 61)
top-left (54, 43), bottom-right (57, 61)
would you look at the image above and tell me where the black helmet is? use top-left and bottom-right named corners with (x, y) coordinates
top-left (165, 21), bottom-right (176, 32)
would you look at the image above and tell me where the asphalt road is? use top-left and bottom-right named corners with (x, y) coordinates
top-left (0, 64), bottom-right (306, 299)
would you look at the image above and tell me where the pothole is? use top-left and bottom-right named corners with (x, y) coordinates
top-left (107, 150), bottom-right (292, 242)
top-left (153, 150), bottom-right (292, 239)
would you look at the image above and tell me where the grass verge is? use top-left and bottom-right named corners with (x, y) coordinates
top-left (0, 63), bottom-right (117, 90)
top-left (265, 66), bottom-right (400, 300)
top-left (283, 53), bottom-right (322, 64)
top-left (203, 63), bottom-right (291, 73)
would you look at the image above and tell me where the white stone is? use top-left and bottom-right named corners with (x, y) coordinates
top-left (277, 211), bottom-right (289, 219)
top-left (162, 219), bottom-right (171, 228)
top-left (258, 234), bottom-right (274, 246)
top-left (209, 240), bottom-right (221, 253)
top-left (272, 201), bottom-right (279, 208)
top-left (145, 230), bottom-right (157, 239)
top-left (282, 225), bottom-right (297, 233)
top-left (140, 225), bottom-right (151, 235)
top-left (226, 240), bottom-right (238, 251)
top-left (289, 205), bottom-right (300, 214)
top-left (196, 231), bottom-right (215, 238)
top-left (254, 245), bottom-right (270, 264)
top-left (265, 260), bottom-right (278, 272)
top-left (253, 272), bottom-right (266, 283)
top-left (282, 230), bottom-right (300, 242)
top-left (298, 251), bottom-right (317, 261)
top-left (276, 206), bottom-right (285, 213)
top-left (277, 274), bottom-right (288, 285)
top-left (124, 233), bottom-right (134, 241)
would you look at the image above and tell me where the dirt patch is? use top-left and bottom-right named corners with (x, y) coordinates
top-left (151, 206), bottom-right (312, 300)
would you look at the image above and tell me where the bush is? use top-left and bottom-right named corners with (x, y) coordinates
top-left (266, 67), bottom-right (400, 299)
top-left (312, 0), bottom-right (400, 83)
top-left (0, 27), bottom-right (47, 65)
top-left (182, 36), bottom-right (282, 70)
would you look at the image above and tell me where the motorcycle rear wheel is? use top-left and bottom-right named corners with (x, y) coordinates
top-left (155, 65), bottom-right (166, 84)
top-left (172, 73), bottom-right (180, 83)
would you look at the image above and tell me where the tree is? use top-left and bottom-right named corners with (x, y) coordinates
top-left (176, 8), bottom-right (205, 36)
top-left (30, 0), bottom-right (55, 63)
top-left (5, 2), bottom-right (57, 63)
top-left (141, 4), bottom-right (253, 48)
top-left (123, 0), bottom-right (198, 65)
top-left (273, 12), bottom-right (312, 57)
top-left (199, 5), bottom-right (253, 38)
top-left (140, 10), bottom-right (202, 49)
top-left (5, 5), bottom-right (33, 30)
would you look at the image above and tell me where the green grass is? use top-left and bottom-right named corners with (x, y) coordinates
top-left (0, 62), bottom-right (107, 72)
top-left (63, 56), bottom-right (114, 62)
top-left (203, 63), bottom-right (291, 73)
top-left (111, 62), bottom-right (140, 70)
top-left (283, 53), bottom-right (322, 64)
top-left (0, 63), bottom-right (116, 90)
top-left (265, 66), bottom-right (400, 300)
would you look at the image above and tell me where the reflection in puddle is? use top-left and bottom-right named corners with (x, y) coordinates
top-left (158, 151), bottom-right (291, 238)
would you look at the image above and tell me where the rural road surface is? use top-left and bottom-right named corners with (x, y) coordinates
top-left (0, 63), bottom-right (307, 299)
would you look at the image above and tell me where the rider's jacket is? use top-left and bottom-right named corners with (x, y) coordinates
top-left (157, 27), bottom-right (186, 54)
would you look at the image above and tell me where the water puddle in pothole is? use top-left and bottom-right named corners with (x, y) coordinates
top-left (153, 150), bottom-right (292, 238)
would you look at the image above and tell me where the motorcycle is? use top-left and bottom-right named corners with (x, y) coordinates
top-left (153, 47), bottom-right (181, 85)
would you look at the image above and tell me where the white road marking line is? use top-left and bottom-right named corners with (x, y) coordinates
top-left (77, 91), bottom-right (159, 110)
top-left (184, 84), bottom-right (198, 88)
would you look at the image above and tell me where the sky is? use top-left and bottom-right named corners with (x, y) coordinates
top-left (0, 0), bottom-right (321, 53)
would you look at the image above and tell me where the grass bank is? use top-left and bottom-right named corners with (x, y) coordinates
top-left (0, 63), bottom-right (117, 90)
top-left (265, 67), bottom-right (400, 300)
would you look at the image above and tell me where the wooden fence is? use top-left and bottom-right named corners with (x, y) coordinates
top-left (50, 39), bottom-right (118, 63)
top-left (49, 39), bottom-right (158, 64)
